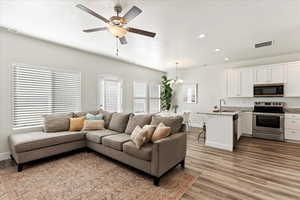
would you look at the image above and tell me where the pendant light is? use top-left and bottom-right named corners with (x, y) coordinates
top-left (171, 62), bottom-right (183, 84)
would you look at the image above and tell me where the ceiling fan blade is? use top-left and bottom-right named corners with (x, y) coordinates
top-left (83, 27), bottom-right (107, 33)
top-left (127, 27), bottom-right (156, 38)
top-left (119, 36), bottom-right (128, 45)
top-left (76, 4), bottom-right (109, 24)
top-left (123, 6), bottom-right (142, 23)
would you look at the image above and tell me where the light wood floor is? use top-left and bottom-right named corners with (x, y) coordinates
top-left (182, 131), bottom-right (300, 200)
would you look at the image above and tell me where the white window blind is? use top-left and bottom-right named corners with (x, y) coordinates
top-left (12, 64), bottom-right (81, 129)
top-left (133, 82), bottom-right (147, 113)
top-left (149, 84), bottom-right (160, 113)
top-left (103, 79), bottom-right (122, 112)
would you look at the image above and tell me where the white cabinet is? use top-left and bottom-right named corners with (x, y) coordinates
top-left (285, 114), bottom-right (300, 141)
top-left (227, 70), bottom-right (240, 97)
top-left (226, 68), bottom-right (253, 98)
top-left (286, 63), bottom-right (300, 97)
top-left (240, 68), bottom-right (254, 97)
top-left (239, 112), bottom-right (252, 136)
top-left (254, 64), bottom-right (286, 84)
top-left (255, 67), bottom-right (270, 84)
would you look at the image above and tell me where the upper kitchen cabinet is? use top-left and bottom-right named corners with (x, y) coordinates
top-left (254, 64), bottom-right (286, 84)
top-left (286, 62), bottom-right (300, 97)
top-left (226, 68), bottom-right (253, 98)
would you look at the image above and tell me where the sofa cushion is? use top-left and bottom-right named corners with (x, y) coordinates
top-left (102, 134), bottom-right (131, 151)
top-left (125, 114), bottom-right (152, 134)
top-left (108, 113), bottom-right (131, 133)
top-left (82, 120), bottom-right (105, 131)
top-left (123, 141), bottom-right (153, 161)
top-left (74, 111), bottom-right (99, 117)
top-left (86, 129), bottom-right (120, 144)
top-left (98, 109), bottom-right (114, 128)
top-left (9, 131), bottom-right (85, 153)
top-left (151, 115), bottom-right (183, 134)
top-left (69, 117), bottom-right (86, 131)
top-left (42, 112), bottom-right (74, 132)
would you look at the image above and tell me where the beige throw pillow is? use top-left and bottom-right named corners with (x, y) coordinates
top-left (130, 126), bottom-right (148, 149)
top-left (82, 120), bottom-right (105, 131)
top-left (142, 125), bottom-right (156, 142)
top-left (151, 123), bottom-right (171, 142)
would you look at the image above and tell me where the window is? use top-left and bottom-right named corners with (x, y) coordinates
top-left (133, 82), bottom-right (160, 114)
top-left (103, 79), bottom-right (122, 112)
top-left (149, 84), bottom-right (160, 113)
top-left (133, 82), bottom-right (147, 113)
top-left (12, 64), bottom-right (81, 129)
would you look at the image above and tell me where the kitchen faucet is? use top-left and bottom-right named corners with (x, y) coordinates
top-left (219, 99), bottom-right (226, 112)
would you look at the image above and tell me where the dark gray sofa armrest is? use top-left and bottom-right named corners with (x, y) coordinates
top-left (150, 132), bottom-right (187, 177)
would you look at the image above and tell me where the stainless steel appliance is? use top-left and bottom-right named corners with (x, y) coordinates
top-left (254, 84), bottom-right (284, 97)
top-left (253, 102), bottom-right (285, 141)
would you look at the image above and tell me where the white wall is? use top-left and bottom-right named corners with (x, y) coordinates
top-left (168, 67), bottom-right (226, 113)
top-left (169, 54), bottom-right (300, 113)
top-left (0, 29), bottom-right (164, 154)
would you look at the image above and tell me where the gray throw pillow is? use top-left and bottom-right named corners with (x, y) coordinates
top-left (108, 113), bottom-right (131, 133)
top-left (42, 112), bottom-right (74, 132)
top-left (125, 114), bottom-right (152, 134)
top-left (151, 115), bottom-right (183, 134)
top-left (98, 109), bottom-right (114, 128)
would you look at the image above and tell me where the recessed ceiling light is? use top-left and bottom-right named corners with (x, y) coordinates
top-left (225, 57), bottom-right (229, 61)
top-left (198, 34), bottom-right (206, 39)
top-left (215, 48), bottom-right (221, 52)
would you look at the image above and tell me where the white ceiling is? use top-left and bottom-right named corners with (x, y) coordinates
top-left (1, 0), bottom-right (300, 71)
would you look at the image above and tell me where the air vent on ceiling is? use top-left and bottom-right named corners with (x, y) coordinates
top-left (255, 41), bottom-right (273, 48)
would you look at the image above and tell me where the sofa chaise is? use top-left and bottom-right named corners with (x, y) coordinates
top-left (8, 110), bottom-right (186, 186)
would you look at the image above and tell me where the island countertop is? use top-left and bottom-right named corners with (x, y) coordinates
top-left (196, 111), bottom-right (240, 116)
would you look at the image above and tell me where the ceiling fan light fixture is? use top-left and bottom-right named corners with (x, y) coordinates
top-left (108, 25), bottom-right (128, 38)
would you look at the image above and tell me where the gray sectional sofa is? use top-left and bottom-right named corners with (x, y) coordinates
top-left (8, 110), bottom-right (187, 186)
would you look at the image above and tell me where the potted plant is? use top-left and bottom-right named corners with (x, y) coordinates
top-left (160, 75), bottom-right (173, 111)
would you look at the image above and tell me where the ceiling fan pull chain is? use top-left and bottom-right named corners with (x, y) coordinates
top-left (116, 37), bottom-right (119, 56)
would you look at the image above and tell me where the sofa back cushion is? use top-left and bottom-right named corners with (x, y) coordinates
top-left (125, 114), bottom-right (152, 134)
top-left (43, 112), bottom-right (74, 132)
top-left (150, 115), bottom-right (183, 134)
top-left (108, 113), bottom-right (131, 133)
top-left (98, 109), bottom-right (114, 128)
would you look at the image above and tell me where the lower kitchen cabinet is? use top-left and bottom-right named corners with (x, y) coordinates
top-left (285, 114), bottom-right (300, 141)
top-left (238, 112), bottom-right (252, 139)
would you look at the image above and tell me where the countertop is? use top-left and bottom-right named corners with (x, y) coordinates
top-left (197, 111), bottom-right (240, 116)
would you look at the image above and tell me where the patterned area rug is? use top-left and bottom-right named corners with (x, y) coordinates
top-left (0, 152), bottom-right (197, 200)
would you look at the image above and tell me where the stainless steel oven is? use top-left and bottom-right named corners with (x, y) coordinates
top-left (252, 102), bottom-right (285, 141)
top-left (254, 84), bottom-right (284, 97)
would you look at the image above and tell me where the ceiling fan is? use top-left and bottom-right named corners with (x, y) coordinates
top-left (76, 4), bottom-right (156, 45)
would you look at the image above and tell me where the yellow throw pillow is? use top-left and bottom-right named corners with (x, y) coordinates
top-left (69, 117), bottom-right (86, 131)
top-left (151, 123), bottom-right (171, 142)
top-left (82, 120), bottom-right (105, 131)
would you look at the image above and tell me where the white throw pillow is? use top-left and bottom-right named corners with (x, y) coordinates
top-left (130, 126), bottom-right (148, 149)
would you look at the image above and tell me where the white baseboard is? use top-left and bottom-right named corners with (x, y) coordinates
top-left (205, 141), bottom-right (233, 152)
top-left (0, 152), bottom-right (10, 161)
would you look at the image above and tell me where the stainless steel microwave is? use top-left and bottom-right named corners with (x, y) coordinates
top-left (254, 84), bottom-right (284, 97)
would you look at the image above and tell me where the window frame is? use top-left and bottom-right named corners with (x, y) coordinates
top-left (98, 74), bottom-right (123, 113)
top-left (133, 81), bottom-right (161, 114)
top-left (11, 63), bottom-right (82, 130)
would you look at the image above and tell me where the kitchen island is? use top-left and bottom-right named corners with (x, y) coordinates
top-left (199, 111), bottom-right (239, 151)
